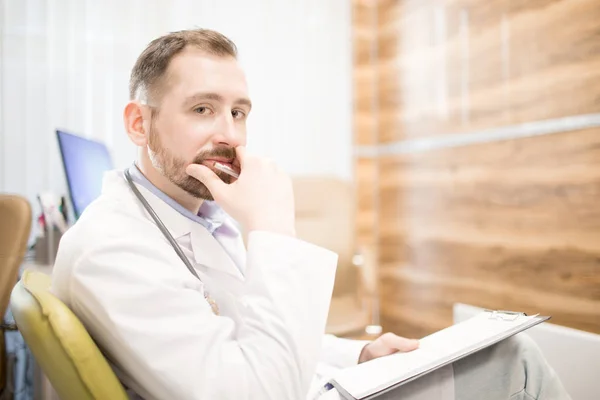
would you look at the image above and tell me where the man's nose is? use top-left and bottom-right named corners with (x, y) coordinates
top-left (212, 112), bottom-right (242, 147)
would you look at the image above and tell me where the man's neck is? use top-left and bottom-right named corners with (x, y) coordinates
top-left (136, 156), bottom-right (204, 215)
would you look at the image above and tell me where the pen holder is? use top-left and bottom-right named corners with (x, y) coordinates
top-left (34, 228), bottom-right (63, 265)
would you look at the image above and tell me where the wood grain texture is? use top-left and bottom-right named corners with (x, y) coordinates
top-left (355, 157), bottom-right (379, 248)
top-left (353, 1), bottom-right (378, 146)
top-left (377, 129), bottom-right (600, 337)
top-left (352, 0), bottom-right (600, 338)
top-left (365, 0), bottom-right (600, 142)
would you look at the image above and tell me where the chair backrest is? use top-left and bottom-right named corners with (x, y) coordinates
top-left (10, 270), bottom-right (128, 400)
top-left (0, 195), bottom-right (32, 317)
top-left (292, 177), bottom-right (358, 297)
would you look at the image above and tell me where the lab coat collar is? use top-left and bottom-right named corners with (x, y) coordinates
top-left (102, 170), bottom-right (243, 280)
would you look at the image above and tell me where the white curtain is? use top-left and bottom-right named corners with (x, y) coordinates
top-left (0, 0), bottom-right (353, 207)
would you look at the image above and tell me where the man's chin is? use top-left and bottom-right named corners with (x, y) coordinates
top-left (171, 180), bottom-right (211, 201)
top-left (175, 171), bottom-right (231, 201)
top-left (185, 186), bottom-right (214, 201)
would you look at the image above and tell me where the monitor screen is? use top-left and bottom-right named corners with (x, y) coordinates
top-left (56, 130), bottom-right (114, 218)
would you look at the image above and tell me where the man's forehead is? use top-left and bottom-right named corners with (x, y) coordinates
top-left (166, 48), bottom-right (248, 96)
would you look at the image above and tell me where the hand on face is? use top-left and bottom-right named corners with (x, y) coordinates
top-left (190, 146), bottom-right (240, 183)
top-left (186, 146), bottom-right (296, 237)
top-left (359, 333), bottom-right (420, 364)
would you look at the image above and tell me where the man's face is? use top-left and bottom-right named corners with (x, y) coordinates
top-left (146, 48), bottom-right (251, 200)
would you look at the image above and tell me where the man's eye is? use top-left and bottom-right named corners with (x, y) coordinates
top-left (232, 110), bottom-right (246, 119)
top-left (194, 107), bottom-right (210, 114)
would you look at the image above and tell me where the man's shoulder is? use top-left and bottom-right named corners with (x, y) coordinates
top-left (54, 190), bottom-right (165, 275)
top-left (65, 193), bottom-right (147, 246)
top-left (51, 192), bottom-right (169, 299)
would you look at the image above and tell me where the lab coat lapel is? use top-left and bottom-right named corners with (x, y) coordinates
top-left (189, 226), bottom-right (245, 281)
top-left (107, 171), bottom-right (244, 280)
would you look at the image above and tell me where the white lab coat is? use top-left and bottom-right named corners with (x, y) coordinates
top-left (51, 170), bottom-right (367, 400)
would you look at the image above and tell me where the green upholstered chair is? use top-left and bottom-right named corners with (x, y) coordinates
top-left (10, 270), bottom-right (128, 400)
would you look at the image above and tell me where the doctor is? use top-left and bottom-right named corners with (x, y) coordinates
top-left (51, 29), bottom-right (569, 400)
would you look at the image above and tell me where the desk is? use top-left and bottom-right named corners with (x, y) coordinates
top-left (20, 262), bottom-right (59, 400)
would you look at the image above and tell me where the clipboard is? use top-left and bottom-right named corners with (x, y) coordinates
top-left (327, 310), bottom-right (550, 400)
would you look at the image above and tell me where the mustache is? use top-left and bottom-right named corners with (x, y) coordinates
top-left (192, 147), bottom-right (237, 164)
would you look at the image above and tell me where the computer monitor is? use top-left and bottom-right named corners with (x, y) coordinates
top-left (56, 130), bottom-right (114, 219)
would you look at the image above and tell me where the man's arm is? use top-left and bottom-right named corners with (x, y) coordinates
top-left (319, 334), bottom-right (420, 370)
top-left (320, 335), bottom-right (370, 370)
top-left (67, 230), bottom-right (337, 400)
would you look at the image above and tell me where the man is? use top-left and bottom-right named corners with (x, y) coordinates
top-left (51, 29), bottom-right (570, 400)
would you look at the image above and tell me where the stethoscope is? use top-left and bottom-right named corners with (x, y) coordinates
top-left (123, 167), bottom-right (220, 314)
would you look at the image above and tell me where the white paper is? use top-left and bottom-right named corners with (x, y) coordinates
top-left (331, 311), bottom-right (546, 399)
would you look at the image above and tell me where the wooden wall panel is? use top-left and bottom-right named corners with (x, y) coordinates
top-left (354, 69), bottom-right (378, 146)
top-left (377, 129), bottom-right (600, 336)
top-left (353, 1), bottom-right (378, 146)
top-left (376, 0), bottom-right (600, 142)
top-left (352, 0), bottom-right (600, 339)
top-left (355, 157), bottom-right (379, 248)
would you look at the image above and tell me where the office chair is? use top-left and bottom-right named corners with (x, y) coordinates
top-left (10, 270), bottom-right (128, 400)
top-left (0, 194), bottom-right (32, 393)
top-left (292, 177), bottom-right (381, 338)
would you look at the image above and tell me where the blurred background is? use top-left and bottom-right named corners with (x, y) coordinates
top-left (1, 0), bottom-right (599, 398)
top-left (0, 0), bottom-right (353, 199)
top-left (353, 0), bottom-right (600, 338)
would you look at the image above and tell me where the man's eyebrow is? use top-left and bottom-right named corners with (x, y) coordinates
top-left (236, 98), bottom-right (253, 109)
top-left (183, 92), bottom-right (223, 106)
top-left (183, 92), bottom-right (252, 109)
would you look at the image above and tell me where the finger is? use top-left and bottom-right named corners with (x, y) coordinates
top-left (381, 333), bottom-right (419, 352)
top-left (186, 164), bottom-right (227, 195)
top-left (370, 342), bottom-right (397, 358)
top-left (235, 146), bottom-right (246, 168)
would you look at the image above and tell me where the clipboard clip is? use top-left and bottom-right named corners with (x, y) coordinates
top-left (485, 309), bottom-right (526, 321)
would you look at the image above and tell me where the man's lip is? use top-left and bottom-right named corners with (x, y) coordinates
top-left (204, 158), bottom-right (234, 164)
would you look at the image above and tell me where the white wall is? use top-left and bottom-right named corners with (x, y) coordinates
top-left (0, 0), bottom-right (353, 209)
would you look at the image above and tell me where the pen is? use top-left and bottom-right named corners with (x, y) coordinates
top-left (312, 382), bottom-right (335, 400)
top-left (60, 196), bottom-right (68, 225)
top-left (37, 195), bottom-right (47, 233)
top-left (214, 162), bottom-right (239, 179)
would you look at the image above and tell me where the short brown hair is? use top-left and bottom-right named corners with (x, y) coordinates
top-left (129, 28), bottom-right (237, 103)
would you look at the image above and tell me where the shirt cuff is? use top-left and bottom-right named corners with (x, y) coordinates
top-left (321, 334), bottom-right (372, 369)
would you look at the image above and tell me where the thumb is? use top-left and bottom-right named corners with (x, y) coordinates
top-left (381, 333), bottom-right (419, 353)
top-left (234, 145), bottom-right (246, 168)
top-left (186, 164), bottom-right (228, 197)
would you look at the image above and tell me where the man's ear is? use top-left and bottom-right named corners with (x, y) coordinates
top-left (123, 101), bottom-right (151, 146)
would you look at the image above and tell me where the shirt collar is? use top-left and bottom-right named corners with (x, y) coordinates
top-left (127, 164), bottom-right (225, 234)
top-left (109, 168), bottom-right (244, 279)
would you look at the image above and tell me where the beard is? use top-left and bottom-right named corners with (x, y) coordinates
top-left (147, 124), bottom-right (236, 201)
